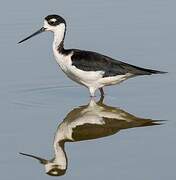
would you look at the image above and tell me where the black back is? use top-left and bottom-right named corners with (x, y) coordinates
top-left (71, 49), bottom-right (164, 77)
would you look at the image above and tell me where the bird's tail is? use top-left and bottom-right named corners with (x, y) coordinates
top-left (140, 68), bottom-right (167, 75)
top-left (128, 64), bottom-right (168, 75)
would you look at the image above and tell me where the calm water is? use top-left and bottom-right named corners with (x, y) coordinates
top-left (0, 0), bottom-right (176, 180)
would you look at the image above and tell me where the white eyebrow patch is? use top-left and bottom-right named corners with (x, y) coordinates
top-left (50, 18), bottom-right (57, 22)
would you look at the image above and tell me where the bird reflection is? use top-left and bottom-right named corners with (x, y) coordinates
top-left (20, 96), bottom-right (161, 176)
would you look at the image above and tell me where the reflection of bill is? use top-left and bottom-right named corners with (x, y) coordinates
top-left (20, 97), bottom-right (161, 176)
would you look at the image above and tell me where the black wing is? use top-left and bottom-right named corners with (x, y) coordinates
top-left (71, 49), bottom-right (166, 77)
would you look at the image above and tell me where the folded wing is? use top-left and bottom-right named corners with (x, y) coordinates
top-left (71, 50), bottom-right (166, 77)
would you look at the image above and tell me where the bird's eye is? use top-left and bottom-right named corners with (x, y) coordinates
top-left (49, 21), bottom-right (55, 25)
top-left (49, 18), bottom-right (57, 25)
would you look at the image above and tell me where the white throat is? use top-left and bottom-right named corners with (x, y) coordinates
top-left (53, 23), bottom-right (66, 49)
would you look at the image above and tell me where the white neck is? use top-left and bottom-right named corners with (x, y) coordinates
top-left (53, 23), bottom-right (66, 50)
top-left (53, 141), bottom-right (67, 169)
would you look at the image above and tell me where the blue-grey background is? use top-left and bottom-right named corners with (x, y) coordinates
top-left (0, 0), bottom-right (175, 179)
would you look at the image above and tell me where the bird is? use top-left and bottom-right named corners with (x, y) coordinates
top-left (18, 14), bottom-right (167, 97)
top-left (19, 96), bottom-right (161, 176)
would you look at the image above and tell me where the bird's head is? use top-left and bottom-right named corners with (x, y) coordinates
top-left (44, 15), bottom-right (66, 32)
top-left (18, 14), bottom-right (66, 44)
top-left (19, 152), bottom-right (66, 176)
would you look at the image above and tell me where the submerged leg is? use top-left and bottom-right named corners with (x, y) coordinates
top-left (99, 88), bottom-right (104, 97)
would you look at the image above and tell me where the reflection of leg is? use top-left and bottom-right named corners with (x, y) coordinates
top-left (99, 88), bottom-right (104, 97)
top-left (89, 87), bottom-right (96, 97)
top-left (98, 92), bottom-right (104, 104)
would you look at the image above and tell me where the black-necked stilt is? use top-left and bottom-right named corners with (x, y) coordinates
top-left (19, 97), bottom-right (161, 176)
top-left (18, 15), bottom-right (166, 97)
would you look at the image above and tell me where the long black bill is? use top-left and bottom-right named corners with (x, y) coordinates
top-left (19, 152), bottom-right (48, 164)
top-left (18, 27), bottom-right (46, 44)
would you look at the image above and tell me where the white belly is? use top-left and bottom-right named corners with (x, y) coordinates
top-left (65, 66), bottom-right (103, 86)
